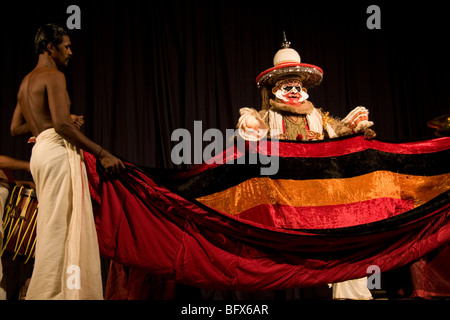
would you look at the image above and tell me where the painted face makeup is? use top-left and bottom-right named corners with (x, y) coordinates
top-left (273, 78), bottom-right (309, 106)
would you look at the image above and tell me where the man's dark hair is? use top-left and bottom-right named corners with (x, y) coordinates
top-left (34, 23), bottom-right (68, 54)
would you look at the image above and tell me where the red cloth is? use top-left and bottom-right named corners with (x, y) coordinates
top-left (95, 174), bottom-right (449, 290)
top-left (104, 261), bottom-right (176, 300)
top-left (410, 244), bottom-right (450, 298)
top-left (82, 136), bottom-right (450, 292)
top-left (237, 198), bottom-right (415, 230)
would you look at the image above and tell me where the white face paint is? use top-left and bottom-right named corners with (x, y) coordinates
top-left (274, 79), bottom-right (309, 106)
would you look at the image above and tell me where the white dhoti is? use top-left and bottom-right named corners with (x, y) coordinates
top-left (332, 277), bottom-right (373, 300)
top-left (26, 128), bottom-right (103, 300)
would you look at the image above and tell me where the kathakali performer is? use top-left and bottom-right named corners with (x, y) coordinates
top-left (237, 35), bottom-right (375, 142)
top-left (236, 36), bottom-right (375, 300)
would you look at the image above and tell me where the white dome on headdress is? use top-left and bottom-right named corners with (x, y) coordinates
top-left (273, 36), bottom-right (301, 66)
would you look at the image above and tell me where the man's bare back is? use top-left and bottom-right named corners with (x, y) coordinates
top-left (17, 67), bottom-right (69, 137)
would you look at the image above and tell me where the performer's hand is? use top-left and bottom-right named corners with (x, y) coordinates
top-left (237, 107), bottom-right (268, 141)
top-left (341, 106), bottom-right (374, 132)
top-left (98, 149), bottom-right (126, 175)
top-left (71, 114), bottom-right (85, 129)
top-left (244, 116), bottom-right (262, 131)
top-left (363, 128), bottom-right (376, 140)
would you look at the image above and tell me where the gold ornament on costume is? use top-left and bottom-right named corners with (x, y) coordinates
top-left (322, 111), bottom-right (332, 128)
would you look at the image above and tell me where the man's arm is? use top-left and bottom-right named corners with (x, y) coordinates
top-left (0, 155), bottom-right (30, 171)
top-left (10, 102), bottom-right (31, 136)
top-left (0, 156), bottom-right (35, 189)
top-left (47, 71), bottom-right (125, 174)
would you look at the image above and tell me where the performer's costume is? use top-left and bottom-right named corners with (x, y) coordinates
top-left (237, 39), bottom-right (373, 142)
top-left (26, 128), bottom-right (102, 300)
top-left (332, 278), bottom-right (373, 300)
top-left (236, 39), bottom-right (374, 299)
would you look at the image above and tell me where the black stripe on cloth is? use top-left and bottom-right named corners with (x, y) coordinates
top-left (145, 148), bottom-right (450, 199)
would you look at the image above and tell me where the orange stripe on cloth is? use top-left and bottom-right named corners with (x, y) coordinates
top-left (196, 172), bottom-right (450, 216)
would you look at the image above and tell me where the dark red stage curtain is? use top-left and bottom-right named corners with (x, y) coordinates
top-left (83, 134), bottom-right (450, 292)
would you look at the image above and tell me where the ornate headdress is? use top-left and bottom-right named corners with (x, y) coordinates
top-left (256, 33), bottom-right (323, 89)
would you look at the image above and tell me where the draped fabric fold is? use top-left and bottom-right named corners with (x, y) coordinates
top-left (83, 134), bottom-right (450, 292)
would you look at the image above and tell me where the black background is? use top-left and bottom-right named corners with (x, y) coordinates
top-left (1, 0), bottom-right (449, 176)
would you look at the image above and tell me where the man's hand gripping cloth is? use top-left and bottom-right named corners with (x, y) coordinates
top-left (26, 128), bottom-right (103, 300)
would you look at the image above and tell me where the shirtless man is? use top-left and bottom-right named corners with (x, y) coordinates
top-left (11, 26), bottom-right (123, 173)
top-left (11, 23), bottom-right (124, 299)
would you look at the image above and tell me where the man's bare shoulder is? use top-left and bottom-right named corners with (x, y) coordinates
top-left (36, 68), bottom-right (66, 82)
top-left (20, 69), bottom-right (66, 98)
top-left (43, 69), bottom-right (67, 90)
top-left (24, 67), bottom-right (66, 86)
top-left (17, 76), bottom-right (31, 97)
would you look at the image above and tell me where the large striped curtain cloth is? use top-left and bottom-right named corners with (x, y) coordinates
top-left (84, 135), bottom-right (450, 291)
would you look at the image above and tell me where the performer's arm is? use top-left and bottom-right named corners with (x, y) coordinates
top-left (47, 71), bottom-right (125, 174)
top-left (0, 155), bottom-right (30, 171)
top-left (0, 156), bottom-right (35, 189)
top-left (10, 102), bottom-right (31, 136)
